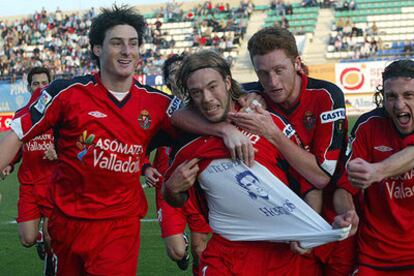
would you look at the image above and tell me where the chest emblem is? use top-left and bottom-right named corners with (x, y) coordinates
top-left (138, 110), bottom-right (152, 129)
top-left (303, 111), bottom-right (316, 130)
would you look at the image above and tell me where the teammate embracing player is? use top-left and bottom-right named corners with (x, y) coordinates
top-left (163, 50), bottom-right (354, 276)
top-left (230, 27), bottom-right (359, 275)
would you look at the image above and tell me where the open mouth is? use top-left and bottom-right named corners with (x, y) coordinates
top-left (396, 112), bottom-right (411, 126)
top-left (118, 59), bottom-right (131, 66)
top-left (204, 105), bottom-right (220, 115)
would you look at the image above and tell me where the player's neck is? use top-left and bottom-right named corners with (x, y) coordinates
top-left (100, 71), bottom-right (133, 93)
top-left (283, 75), bottom-right (302, 107)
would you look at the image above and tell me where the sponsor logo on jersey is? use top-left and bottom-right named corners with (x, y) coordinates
top-left (138, 109), bottom-right (152, 129)
top-left (283, 124), bottom-right (295, 138)
top-left (88, 111), bottom-right (107, 118)
top-left (93, 138), bottom-right (143, 173)
top-left (166, 96), bottom-right (181, 117)
top-left (320, 108), bottom-right (346, 124)
top-left (374, 145), bottom-right (393, 152)
top-left (25, 134), bottom-right (54, 152)
top-left (303, 111), bottom-right (316, 130)
top-left (76, 130), bottom-right (96, 161)
top-left (385, 169), bottom-right (414, 199)
top-left (34, 90), bottom-right (52, 113)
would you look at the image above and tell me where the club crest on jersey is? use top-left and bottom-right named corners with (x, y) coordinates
top-left (138, 110), bottom-right (152, 129)
top-left (303, 111), bottom-right (316, 130)
top-left (34, 90), bottom-right (52, 114)
top-left (336, 119), bottom-right (345, 133)
top-left (76, 130), bottom-right (96, 161)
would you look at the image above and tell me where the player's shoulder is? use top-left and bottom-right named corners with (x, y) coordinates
top-left (133, 79), bottom-right (173, 100)
top-left (46, 74), bottom-right (96, 97)
top-left (306, 77), bottom-right (344, 105)
top-left (241, 81), bottom-right (263, 93)
top-left (351, 107), bottom-right (386, 134)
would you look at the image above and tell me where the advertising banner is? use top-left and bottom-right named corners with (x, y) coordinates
top-left (0, 112), bottom-right (14, 132)
top-left (0, 79), bottom-right (31, 112)
top-left (335, 61), bottom-right (389, 94)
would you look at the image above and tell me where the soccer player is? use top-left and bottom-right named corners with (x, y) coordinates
top-left (143, 54), bottom-right (211, 275)
top-left (0, 6), bottom-right (253, 275)
top-left (163, 50), bottom-right (353, 276)
top-left (229, 27), bottom-right (358, 275)
top-left (344, 59), bottom-right (414, 275)
top-left (2, 67), bottom-right (55, 261)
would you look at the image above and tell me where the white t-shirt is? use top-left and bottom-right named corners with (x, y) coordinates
top-left (199, 159), bottom-right (350, 248)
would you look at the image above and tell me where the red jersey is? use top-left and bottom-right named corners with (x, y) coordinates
top-left (347, 108), bottom-right (414, 270)
top-left (166, 111), bottom-right (311, 216)
top-left (11, 131), bottom-right (55, 185)
top-left (11, 73), bottom-right (179, 220)
top-left (152, 146), bottom-right (171, 209)
top-left (243, 74), bottom-right (348, 222)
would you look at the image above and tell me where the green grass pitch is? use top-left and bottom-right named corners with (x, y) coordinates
top-left (0, 116), bottom-right (358, 275)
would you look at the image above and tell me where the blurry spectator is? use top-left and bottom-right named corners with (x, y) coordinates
top-left (276, 0), bottom-right (286, 16)
top-left (279, 16), bottom-right (289, 29)
top-left (285, 4), bottom-right (293, 15)
top-left (404, 41), bottom-right (413, 57)
top-left (366, 21), bottom-right (378, 36)
top-left (349, 0), bottom-right (356, 10)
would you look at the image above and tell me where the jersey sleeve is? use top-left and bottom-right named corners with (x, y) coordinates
top-left (159, 95), bottom-right (181, 139)
top-left (403, 133), bottom-right (414, 147)
top-left (271, 114), bottom-right (315, 196)
top-left (313, 85), bottom-right (347, 177)
top-left (10, 81), bottom-right (65, 143)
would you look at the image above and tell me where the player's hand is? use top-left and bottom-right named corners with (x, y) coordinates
top-left (347, 158), bottom-right (382, 189)
top-left (237, 92), bottom-right (267, 112)
top-left (290, 241), bottom-right (311, 255)
top-left (228, 105), bottom-right (281, 141)
top-left (44, 147), bottom-right (58, 161)
top-left (332, 209), bottom-right (359, 237)
top-left (144, 167), bottom-right (162, 188)
top-left (1, 165), bottom-right (13, 180)
top-left (220, 125), bottom-right (255, 167)
top-left (165, 158), bottom-right (200, 194)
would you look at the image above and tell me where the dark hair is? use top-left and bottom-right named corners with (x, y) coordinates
top-left (163, 53), bottom-right (186, 90)
top-left (88, 5), bottom-right (146, 67)
top-left (247, 27), bottom-right (299, 62)
top-left (27, 67), bottom-right (51, 85)
top-left (176, 50), bottom-right (243, 105)
top-left (374, 59), bottom-right (414, 107)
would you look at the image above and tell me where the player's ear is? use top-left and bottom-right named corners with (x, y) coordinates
top-left (93, 45), bottom-right (102, 57)
top-left (224, 75), bottom-right (232, 91)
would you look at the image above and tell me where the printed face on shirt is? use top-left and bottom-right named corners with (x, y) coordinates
top-left (384, 77), bottom-right (414, 134)
top-left (186, 68), bottom-right (233, 123)
top-left (93, 24), bottom-right (139, 82)
top-left (29, 73), bottom-right (50, 93)
top-left (237, 171), bottom-right (269, 199)
top-left (252, 49), bottom-right (301, 106)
